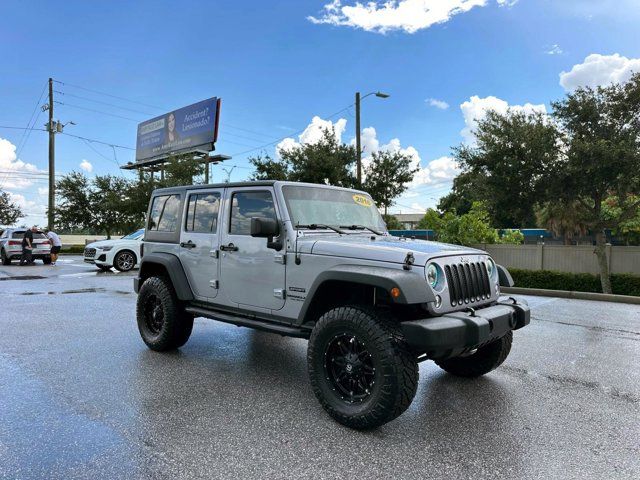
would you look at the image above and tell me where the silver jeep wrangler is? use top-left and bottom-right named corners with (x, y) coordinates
top-left (134, 181), bottom-right (529, 429)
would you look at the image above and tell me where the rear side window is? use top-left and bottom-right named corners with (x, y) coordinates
top-left (229, 191), bottom-right (276, 235)
top-left (148, 194), bottom-right (181, 232)
top-left (11, 231), bottom-right (45, 239)
top-left (185, 193), bottom-right (221, 233)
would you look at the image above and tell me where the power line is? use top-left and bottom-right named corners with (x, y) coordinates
top-left (54, 90), bottom-right (155, 116)
top-left (0, 125), bottom-right (46, 131)
top-left (81, 138), bottom-right (121, 167)
top-left (16, 82), bottom-right (48, 157)
top-left (53, 79), bottom-right (166, 111)
top-left (59, 132), bottom-right (135, 150)
top-left (54, 101), bottom-right (141, 122)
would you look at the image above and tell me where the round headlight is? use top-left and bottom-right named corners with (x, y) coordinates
top-left (426, 263), bottom-right (438, 288)
top-left (486, 258), bottom-right (496, 277)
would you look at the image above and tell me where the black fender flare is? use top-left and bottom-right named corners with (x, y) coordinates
top-left (298, 264), bottom-right (434, 323)
top-left (135, 252), bottom-right (194, 301)
top-left (497, 264), bottom-right (514, 287)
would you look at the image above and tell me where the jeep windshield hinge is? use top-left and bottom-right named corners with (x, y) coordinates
top-left (403, 252), bottom-right (415, 270)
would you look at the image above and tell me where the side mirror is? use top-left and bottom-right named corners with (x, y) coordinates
top-left (250, 217), bottom-right (279, 238)
top-left (250, 217), bottom-right (282, 251)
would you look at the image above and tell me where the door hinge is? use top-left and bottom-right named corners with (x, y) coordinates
top-left (274, 253), bottom-right (286, 264)
top-left (273, 288), bottom-right (286, 299)
top-left (210, 249), bottom-right (219, 258)
top-left (209, 280), bottom-right (219, 289)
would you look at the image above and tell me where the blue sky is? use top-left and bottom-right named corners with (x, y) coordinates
top-left (1, 0), bottom-right (639, 226)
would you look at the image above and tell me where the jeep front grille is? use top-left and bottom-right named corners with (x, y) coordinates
top-left (444, 262), bottom-right (492, 306)
top-left (84, 247), bottom-right (96, 258)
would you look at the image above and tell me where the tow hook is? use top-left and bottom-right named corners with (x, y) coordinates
top-left (465, 307), bottom-right (476, 317)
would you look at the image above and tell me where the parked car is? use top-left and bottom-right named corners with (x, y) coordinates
top-left (84, 228), bottom-right (144, 272)
top-left (134, 181), bottom-right (530, 430)
top-left (0, 228), bottom-right (52, 265)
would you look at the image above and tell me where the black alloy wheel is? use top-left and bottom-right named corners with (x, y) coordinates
top-left (324, 333), bottom-right (376, 403)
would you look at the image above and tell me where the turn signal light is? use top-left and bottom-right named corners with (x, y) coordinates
top-left (390, 287), bottom-right (401, 299)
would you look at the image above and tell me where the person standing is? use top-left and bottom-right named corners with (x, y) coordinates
top-left (20, 226), bottom-right (36, 266)
top-left (46, 228), bottom-right (62, 266)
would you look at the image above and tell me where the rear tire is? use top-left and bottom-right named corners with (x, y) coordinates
top-left (307, 305), bottom-right (418, 430)
top-left (435, 331), bottom-right (513, 378)
top-left (1, 249), bottom-right (10, 265)
top-left (43, 256), bottom-right (52, 265)
top-left (136, 276), bottom-right (194, 351)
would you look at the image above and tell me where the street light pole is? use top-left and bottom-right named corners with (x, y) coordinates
top-left (355, 91), bottom-right (389, 186)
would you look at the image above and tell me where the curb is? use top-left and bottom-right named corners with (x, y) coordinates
top-left (502, 286), bottom-right (640, 305)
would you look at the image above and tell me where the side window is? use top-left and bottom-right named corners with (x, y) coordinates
top-left (148, 194), bottom-right (180, 232)
top-left (230, 191), bottom-right (276, 235)
top-left (185, 193), bottom-right (221, 233)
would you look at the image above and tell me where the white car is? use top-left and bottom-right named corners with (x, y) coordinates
top-left (0, 228), bottom-right (52, 265)
top-left (84, 228), bottom-right (144, 272)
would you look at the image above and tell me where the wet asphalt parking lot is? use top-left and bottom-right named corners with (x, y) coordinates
top-left (0, 256), bottom-right (638, 480)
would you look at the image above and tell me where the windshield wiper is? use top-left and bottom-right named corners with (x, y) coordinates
top-left (339, 224), bottom-right (383, 236)
top-left (296, 224), bottom-right (345, 234)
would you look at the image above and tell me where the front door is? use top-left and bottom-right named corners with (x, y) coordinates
top-left (179, 189), bottom-right (222, 300)
top-left (219, 188), bottom-right (286, 310)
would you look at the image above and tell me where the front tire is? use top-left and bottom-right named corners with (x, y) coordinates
top-left (307, 306), bottom-right (418, 430)
top-left (114, 250), bottom-right (136, 272)
top-left (435, 331), bottom-right (513, 378)
top-left (136, 276), bottom-right (194, 351)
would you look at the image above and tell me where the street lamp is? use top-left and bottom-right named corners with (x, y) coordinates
top-left (355, 91), bottom-right (389, 185)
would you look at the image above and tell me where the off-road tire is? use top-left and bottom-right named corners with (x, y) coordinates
top-left (114, 250), bottom-right (136, 272)
top-left (307, 305), bottom-right (418, 430)
top-left (136, 276), bottom-right (194, 351)
top-left (435, 331), bottom-right (513, 378)
top-left (43, 256), bottom-right (52, 265)
top-left (1, 249), bottom-right (10, 265)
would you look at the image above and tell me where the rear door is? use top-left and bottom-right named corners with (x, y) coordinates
top-left (218, 187), bottom-right (286, 310)
top-left (179, 189), bottom-right (223, 300)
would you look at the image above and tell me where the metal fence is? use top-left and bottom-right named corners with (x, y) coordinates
top-left (471, 244), bottom-right (640, 275)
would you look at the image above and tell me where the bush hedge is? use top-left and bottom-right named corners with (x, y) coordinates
top-left (60, 245), bottom-right (85, 254)
top-left (509, 269), bottom-right (640, 297)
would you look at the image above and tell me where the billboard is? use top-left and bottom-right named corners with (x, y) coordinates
top-left (135, 97), bottom-right (220, 162)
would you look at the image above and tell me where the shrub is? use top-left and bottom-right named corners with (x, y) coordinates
top-left (509, 269), bottom-right (640, 297)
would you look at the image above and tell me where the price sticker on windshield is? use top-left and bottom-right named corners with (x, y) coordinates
top-left (353, 194), bottom-right (373, 207)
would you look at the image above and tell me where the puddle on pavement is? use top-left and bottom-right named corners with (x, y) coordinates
top-left (0, 275), bottom-right (46, 281)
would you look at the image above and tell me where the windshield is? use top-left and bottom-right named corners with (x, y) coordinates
top-left (122, 228), bottom-right (144, 240)
top-left (282, 186), bottom-right (386, 232)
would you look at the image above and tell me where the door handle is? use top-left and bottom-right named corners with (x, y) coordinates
top-left (220, 243), bottom-right (238, 252)
top-left (180, 241), bottom-right (196, 249)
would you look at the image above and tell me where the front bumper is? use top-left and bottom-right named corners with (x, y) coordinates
top-left (401, 296), bottom-right (530, 358)
top-left (84, 253), bottom-right (108, 265)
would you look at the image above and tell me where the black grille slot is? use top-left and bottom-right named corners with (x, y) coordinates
top-left (446, 261), bottom-right (492, 306)
top-left (84, 248), bottom-right (96, 258)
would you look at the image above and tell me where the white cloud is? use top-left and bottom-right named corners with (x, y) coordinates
top-left (410, 202), bottom-right (427, 213)
top-left (79, 159), bottom-right (93, 172)
top-left (7, 192), bottom-right (46, 222)
top-left (496, 0), bottom-right (518, 6)
top-left (546, 44), bottom-right (563, 55)
top-left (426, 98), bottom-right (450, 110)
top-left (559, 53), bottom-right (640, 91)
top-left (37, 187), bottom-right (48, 196)
top-left (459, 95), bottom-right (547, 143)
top-left (308, 0), bottom-right (491, 34)
top-left (0, 137), bottom-right (41, 189)
top-left (276, 116), bottom-right (347, 157)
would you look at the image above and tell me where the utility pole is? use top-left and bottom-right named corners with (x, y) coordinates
top-left (355, 92), bottom-right (361, 185)
top-left (354, 91), bottom-right (389, 186)
top-left (47, 77), bottom-right (55, 230)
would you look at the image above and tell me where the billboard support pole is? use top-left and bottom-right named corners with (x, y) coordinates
top-left (204, 159), bottom-right (209, 183)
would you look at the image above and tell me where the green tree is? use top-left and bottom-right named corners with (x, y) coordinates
top-left (535, 200), bottom-right (590, 245)
top-left (249, 128), bottom-right (357, 187)
top-left (417, 202), bottom-right (499, 246)
top-left (451, 110), bottom-right (561, 227)
top-left (550, 73), bottom-right (640, 293)
top-left (160, 153), bottom-right (205, 187)
top-left (91, 175), bottom-right (137, 238)
top-left (602, 195), bottom-right (640, 245)
top-left (0, 189), bottom-right (23, 226)
top-left (362, 150), bottom-right (418, 215)
top-left (381, 214), bottom-right (402, 230)
top-left (498, 229), bottom-right (524, 245)
top-left (55, 171), bottom-right (93, 231)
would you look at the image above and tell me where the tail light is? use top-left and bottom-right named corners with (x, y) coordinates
top-left (8, 240), bottom-right (21, 246)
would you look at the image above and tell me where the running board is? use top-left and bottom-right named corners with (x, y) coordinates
top-left (185, 306), bottom-right (311, 339)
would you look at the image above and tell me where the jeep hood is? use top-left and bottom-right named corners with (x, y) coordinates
top-left (304, 234), bottom-right (486, 266)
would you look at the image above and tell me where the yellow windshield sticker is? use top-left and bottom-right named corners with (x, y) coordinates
top-left (353, 194), bottom-right (373, 207)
